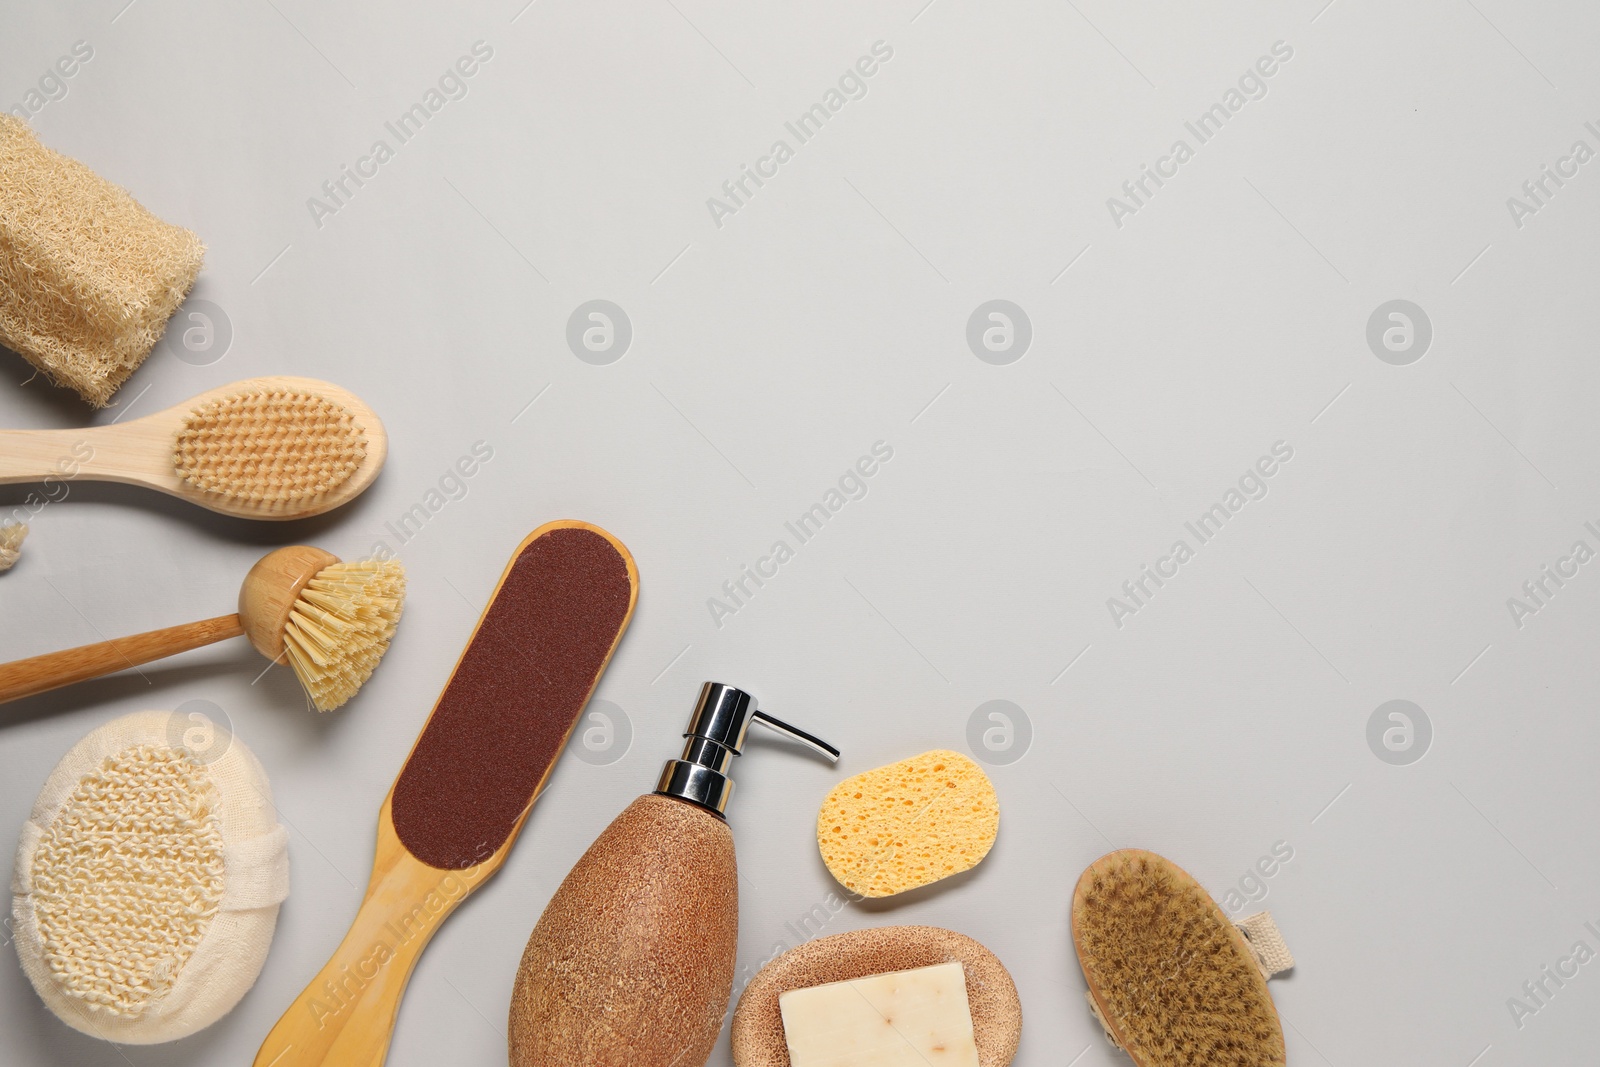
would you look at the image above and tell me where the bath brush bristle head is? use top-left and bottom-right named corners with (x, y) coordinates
top-left (1071, 849), bottom-right (1285, 1067)
top-left (173, 386), bottom-right (367, 508)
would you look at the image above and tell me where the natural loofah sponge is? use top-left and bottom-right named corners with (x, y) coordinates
top-left (1071, 849), bottom-right (1285, 1067)
top-left (11, 710), bottom-right (289, 1044)
top-left (0, 522), bottom-right (25, 571)
top-left (817, 750), bottom-right (999, 898)
top-left (0, 114), bottom-right (204, 407)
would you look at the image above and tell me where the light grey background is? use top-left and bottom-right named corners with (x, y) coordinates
top-left (2, 1), bottom-right (1597, 1064)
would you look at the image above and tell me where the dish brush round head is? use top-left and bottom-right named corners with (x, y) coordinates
top-left (1071, 849), bottom-right (1285, 1067)
top-left (174, 386), bottom-right (368, 509)
top-left (0, 115), bottom-right (204, 407)
top-left (12, 710), bottom-right (288, 1044)
top-left (816, 749), bottom-right (999, 897)
top-left (238, 546), bottom-right (406, 712)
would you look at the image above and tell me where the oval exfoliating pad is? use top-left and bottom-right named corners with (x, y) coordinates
top-left (731, 925), bottom-right (1022, 1067)
top-left (817, 749), bottom-right (999, 897)
top-left (1072, 849), bottom-right (1286, 1067)
top-left (11, 710), bottom-right (289, 1044)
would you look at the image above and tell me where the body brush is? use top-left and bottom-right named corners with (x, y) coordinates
top-left (253, 520), bottom-right (638, 1067)
top-left (1072, 849), bottom-right (1290, 1067)
top-left (0, 546), bottom-right (403, 711)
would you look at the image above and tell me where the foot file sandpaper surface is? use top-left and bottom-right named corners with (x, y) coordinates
top-left (391, 526), bottom-right (635, 871)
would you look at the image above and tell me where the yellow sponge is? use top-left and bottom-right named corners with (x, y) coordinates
top-left (817, 749), bottom-right (999, 898)
top-left (0, 115), bottom-right (204, 407)
top-left (1071, 849), bottom-right (1285, 1067)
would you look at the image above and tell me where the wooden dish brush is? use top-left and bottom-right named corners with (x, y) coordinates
top-left (0, 546), bottom-right (404, 711)
top-left (0, 376), bottom-right (386, 520)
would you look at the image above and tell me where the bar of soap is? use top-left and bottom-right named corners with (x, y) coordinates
top-left (778, 961), bottom-right (980, 1067)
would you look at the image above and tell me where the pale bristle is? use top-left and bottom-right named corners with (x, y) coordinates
top-left (1073, 850), bottom-right (1284, 1067)
top-left (173, 389), bottom-right (366, 506)
top-left (281, 558), bottom-right (405, 712)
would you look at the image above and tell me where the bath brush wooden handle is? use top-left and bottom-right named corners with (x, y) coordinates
top-left (0, 614), bottom-right (243, 704)
top-left (0, 425), bottom-right (164, 484)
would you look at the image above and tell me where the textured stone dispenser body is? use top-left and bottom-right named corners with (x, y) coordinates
top-left (509, 794), bottom-right (739, 1067)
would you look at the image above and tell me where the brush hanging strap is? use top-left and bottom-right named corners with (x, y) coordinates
top-left (1084, 991), bottom-right (1123, 1049)
top-left (1236, 910), bottom-right (1295, 979)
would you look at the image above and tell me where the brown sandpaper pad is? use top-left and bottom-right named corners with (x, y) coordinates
top-left (390, 523), bottom-right (637, 870)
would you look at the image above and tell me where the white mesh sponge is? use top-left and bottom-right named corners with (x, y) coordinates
top-left (11, 710), bottom-right (289, 1044)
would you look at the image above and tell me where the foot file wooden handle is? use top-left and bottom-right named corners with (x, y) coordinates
top-left (253, 520), bottom-right (639, 1067)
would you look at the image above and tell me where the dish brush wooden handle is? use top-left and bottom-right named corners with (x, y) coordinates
top-left (0, 614), bottom-right (244, 704)
top-left (253, 804), bottom-right (492, 1067)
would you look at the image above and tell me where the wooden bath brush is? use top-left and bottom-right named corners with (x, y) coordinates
top-left (0, 376), bottom-right (386, 519)
top-left (1071, 849), bottom-right (1292, 1067)
top-left (253, 520), bottom-right (637, 1067)
top-left (0, 545), bottom-right (403, 711)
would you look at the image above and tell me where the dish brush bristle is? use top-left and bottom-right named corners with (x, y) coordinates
top-left (1072, 849), bottom-right (1285, 1067)
top-left (173, 388), bottom-right (366, 507)
top-left (281, 558), bottom-right (405, 712)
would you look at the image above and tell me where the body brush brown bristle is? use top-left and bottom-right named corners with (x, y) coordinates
top-left (253, 520), bottom-right (638, 1067)
top-left (1072, 849), bottom-right (1286, 1067)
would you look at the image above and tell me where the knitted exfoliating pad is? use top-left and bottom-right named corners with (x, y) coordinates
top-left (11, 710), bottom-right (289, 1044)
top-left (817, 750), bottom-right (999, 897)
top-left (0, 115), bottom-right (204, 407)
top-left (1071, 849), bottom-right (1286, 1067)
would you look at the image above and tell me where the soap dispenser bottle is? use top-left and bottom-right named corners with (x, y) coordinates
top-left (508, 682), bottom-right (838, 1067)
